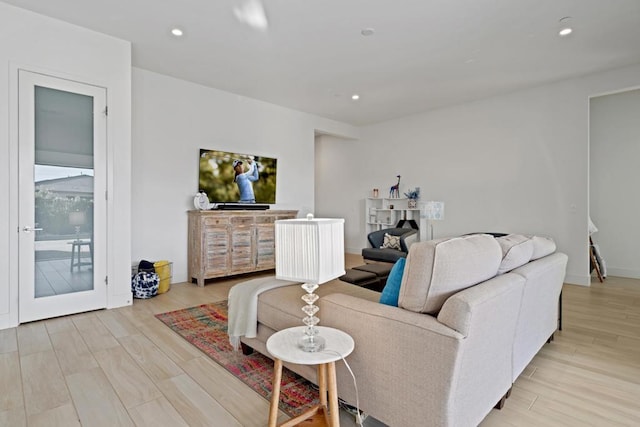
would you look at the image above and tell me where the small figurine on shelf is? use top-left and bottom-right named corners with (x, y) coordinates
top-left (404, 187), bottom-right (420, 209)
top-left (389, 175), bottom-right (401, 198)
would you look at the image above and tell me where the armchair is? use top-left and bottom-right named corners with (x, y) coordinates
top-left (361, 227), bottom-right (418, 263)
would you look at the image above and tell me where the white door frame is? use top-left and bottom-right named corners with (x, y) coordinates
top-left (18, 69), bottom-right (108, 323)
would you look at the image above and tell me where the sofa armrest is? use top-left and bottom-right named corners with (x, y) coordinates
top-left (437, 272), bottom-right (524, 336)
top-left (319, 273), bottom-right (524, 427)
top-left (510, 252), bottom-right (567, 380)
top-left (366, 229), bottom-right (387, 248)
top-left (400, 230), bottom-right (418, 252)
top-left (319, 294), bottom-right (463, 426)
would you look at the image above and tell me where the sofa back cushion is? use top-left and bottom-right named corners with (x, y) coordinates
top-left (398, 234), bottom-right (502, 314)
top-left (529, 235), bottom-right (556, 260)
top-left (496, 234), bottom-right (534, 274)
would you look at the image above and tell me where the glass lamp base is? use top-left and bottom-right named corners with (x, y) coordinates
top-left (298, 334), bottom-right (325, 352)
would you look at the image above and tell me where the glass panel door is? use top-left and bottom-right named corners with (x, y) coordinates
top-left (19, 70), bottom-right (107, 323)
top-left (34, 86), bottom-right (95, 298)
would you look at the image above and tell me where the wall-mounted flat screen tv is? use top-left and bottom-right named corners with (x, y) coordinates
top-left (199, 149), bottom-right (277, 204)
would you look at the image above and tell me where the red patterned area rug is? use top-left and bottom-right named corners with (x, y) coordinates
top-left (155, 301), bottom-right (318, 417)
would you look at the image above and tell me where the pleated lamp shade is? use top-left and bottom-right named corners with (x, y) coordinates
top-left (275, 216), bottom-right (345, 285)
top-left (69, 211), bottom-right (86, 226)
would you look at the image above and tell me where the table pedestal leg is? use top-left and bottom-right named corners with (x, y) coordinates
top-left (327, 362), bottom-right (339, 427)
top-left (269, 360), bottom-right (340, 427)
top-left (269, 358), bottom-right (283, 427)
top-left (317, 364), bottom-right (327, 407)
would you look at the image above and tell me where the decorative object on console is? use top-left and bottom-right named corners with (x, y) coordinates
top-left (404, 187), bottom-right (420, 209)
top-left (275, 214), bottom-right (345, 352)
top-left (193, 191), bottom-right (211, 210)
top-left (389, 174), bottom-right (401, 198)
top-left (421, 200), bottom-right (445, 240)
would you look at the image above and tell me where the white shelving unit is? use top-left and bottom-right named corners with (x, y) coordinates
top-left (365, 197), bottom-right (421, 234)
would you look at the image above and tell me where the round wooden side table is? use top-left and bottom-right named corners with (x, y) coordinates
top-left (266, 326), bottom-right (354, 427)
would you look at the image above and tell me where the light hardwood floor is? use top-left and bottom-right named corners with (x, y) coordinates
top-left (1, 256), bottom-right (639, 426)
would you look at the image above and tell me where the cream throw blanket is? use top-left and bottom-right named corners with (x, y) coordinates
top-left (227, 276), bottom-right (300, 350)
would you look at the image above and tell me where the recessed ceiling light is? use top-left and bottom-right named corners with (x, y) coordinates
top-left (361, 28), bottom-right (375, 36)
top-left (352, 94), bottom-right (360, 100)
top-left (171, 28), bottom-right (184, 37)
top-left (558, 17), bottom-right (573, 37)
top-left (559, 27), bottom-right (572, 36)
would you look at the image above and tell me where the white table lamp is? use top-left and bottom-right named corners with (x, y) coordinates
top-left (275, 214), bottom-right (345, 352)
top-left (69, 210), bottom-right (86, 241)
top-left (423, 201), bottom-right (445, 240)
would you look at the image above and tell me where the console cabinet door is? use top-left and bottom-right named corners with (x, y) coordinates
top-left (204, 222), bottom-right (230, 276)
top-left (255, 223), bottom-right (276, 268)
top-left (230, 224), bottom-right (254, 271)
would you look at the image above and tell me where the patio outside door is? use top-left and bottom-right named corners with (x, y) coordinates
top-left (18, 70), bottom-right (107, 323)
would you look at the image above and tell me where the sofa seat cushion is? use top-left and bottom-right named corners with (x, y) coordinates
top-left (353, 263), bottom-right (393, 278)
top-left (496, 234), bottom-right (534, 274)
top-left (339, 269), bottom-right (380, 290)
top-left (256, 279), bottom-right (380, 333)
top-left (398, 234), bottom-right (502, 314)
top-left (361, 247), bottom-right (407, 263)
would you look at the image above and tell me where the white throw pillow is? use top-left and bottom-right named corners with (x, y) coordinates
top-left (496, 234), bottom-right (534, 274)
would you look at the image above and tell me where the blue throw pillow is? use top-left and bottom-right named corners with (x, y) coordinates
top-left (379, 258), bottom-right (405, 307)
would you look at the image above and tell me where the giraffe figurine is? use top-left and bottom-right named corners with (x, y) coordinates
top-left (389, 175), bottom-right (401, 198)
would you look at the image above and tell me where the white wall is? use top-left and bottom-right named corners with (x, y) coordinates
top-left (590, 88), bottom-right (640, 279)
top-left (316, 63), bottom-right (640, 286)
top-left (131, 68), bottom-right (358, 283)
top-left (0, 3), bottom-right (132, 329)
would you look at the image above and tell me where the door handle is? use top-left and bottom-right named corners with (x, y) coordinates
top-left (23, 226), bottom-right (43, 232)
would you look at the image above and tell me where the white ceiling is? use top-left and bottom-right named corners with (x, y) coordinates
top-left (4, 0), bottom-right (640, 125)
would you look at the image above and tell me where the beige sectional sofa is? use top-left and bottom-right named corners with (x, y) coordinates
top-left (237, 233), bottom-right (567, 426)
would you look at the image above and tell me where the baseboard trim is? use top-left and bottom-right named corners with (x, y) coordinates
top-left (605, 267), bottom-right (640, 279)
top-left (564, 274), bottom-right (590, 287)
